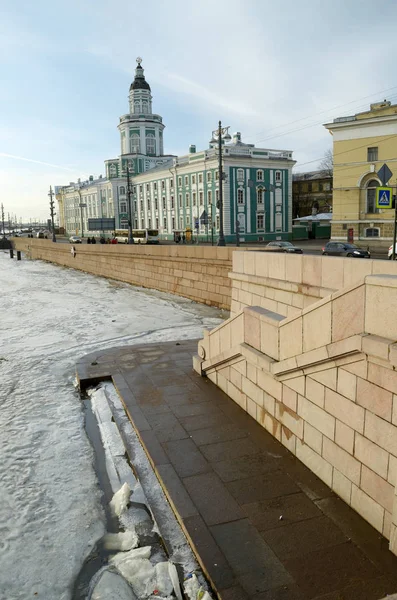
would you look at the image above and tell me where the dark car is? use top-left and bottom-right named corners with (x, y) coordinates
top-left (266, 241), bottom-right (303, 254)
top-left (322, 242), bottom-right (370, 258)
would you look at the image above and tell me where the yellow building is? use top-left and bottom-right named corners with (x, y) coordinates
top-left (324, 100), bottom-right (397, 247)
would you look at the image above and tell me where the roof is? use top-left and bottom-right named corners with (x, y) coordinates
top-left (293, 170), bottom-right (331, 181)
top-left (130, 65), bottom-right (151, 91)
top-left (294, 212), bottom-right (332, 221)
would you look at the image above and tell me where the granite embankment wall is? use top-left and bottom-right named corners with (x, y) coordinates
top-left (12, 239), bottom-right (235, 309)
top-left (195, 252), bottom-right (397, 556)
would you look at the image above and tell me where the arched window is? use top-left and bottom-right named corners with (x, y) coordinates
top-left (134, 100), bottom-right (140, 113)
top-left (120, 201), bottom-right (127, 213)
top-left (119, 186), bottom-right (126, 195)
top-left (237, 168), bottom-right (244, 182)
top-left (237, 189), bottom-right (244, 204)
top-left (257, 188), bottom-right (264, 204)
top-left (366, 179), bottom-right (380, 213)
top-left (130, 134), bottom-right (140, 153)
top-left (146, 133), bottom-right (156, 155)
top-left (142, 100), bottom-right (148, 114)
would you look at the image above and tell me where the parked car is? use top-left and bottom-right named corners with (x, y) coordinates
top-left (388, 243), bottom-right (397, 259)
top-left (266, 241), bottom-right (303, 254)
top-left (36, 231), bottom-right (48, 239)
top-left (69, 235), bottom-right (82, 244)
top-left (322, 242), bottom-right (370, 258)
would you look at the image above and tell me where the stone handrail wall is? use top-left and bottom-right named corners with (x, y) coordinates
top-left (195, 266), bottom-right (397, 556)
top-left (230, 250), bottom-right (397, 318)
top-left (12, 238), bottom-right (236, 309)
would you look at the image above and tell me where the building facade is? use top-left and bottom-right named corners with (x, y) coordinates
top-left (292, 170), bottom-right (332, 219)
top-left (324, 100), bottom-right (397, 246)
top-left (58, 59), bottom-right (295, 242)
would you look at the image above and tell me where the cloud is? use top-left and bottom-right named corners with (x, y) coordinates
top-left (0, 153), bottom-right (75, 171)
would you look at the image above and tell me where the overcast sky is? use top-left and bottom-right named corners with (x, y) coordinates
top-left (2, 0), bottom-right (397, 221)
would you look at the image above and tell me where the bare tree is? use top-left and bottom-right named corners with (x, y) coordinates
top-left (319, 148), bottom-right (333, 177)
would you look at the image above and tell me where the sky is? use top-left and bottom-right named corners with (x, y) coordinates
top-left (2, 0), bottom-right (397, 221)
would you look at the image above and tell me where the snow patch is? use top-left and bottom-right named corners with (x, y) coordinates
top-left (102, 530), bottom-right (138, 551)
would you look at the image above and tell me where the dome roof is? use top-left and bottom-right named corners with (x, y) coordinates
top-left (130, 62), bottom-right (151, 91)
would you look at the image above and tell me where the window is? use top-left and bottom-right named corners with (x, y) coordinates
top-left (171, 195), bottom-right (174, 209)
top-left (237, 168), bottom-right (244, 181)
top-left (216, 215), bottom-right (220, 230)
top-left (134, 201), bottom-right (137, 212)
top-left (156, 217), bottom-right (159, 228)
top-left (257, 214), bottom-right (264, 231)
top-left (170, 179), bottom-right (174, 188)
top-left (367, 147), bottom-right (378, 162)
top-left (199, 191), bottom-right (203, 205)
top-left (237, 189), bottom-right (244, 204)
top-left (366, 179), bottom-right (380, 213)
top-left (319, 183), bottom-right (323, 192)
top-left (208, 190), bottom-right (212, 204)
top-left (130, 133), bottom-right (140, 153)
top-left (308, 183), bottom-right (312, 192)
top-left (155, 198), bottom-right (158, 210)
top-left (185, 193), bottom-right (189, 207)
top-left (164, 217), bottom-right (167, 229)
top-left (162, 197), bottom-right (166, 210)
top-left (142, 100), bottom-right (148, 114)
top-left (140, 201), bottom-right (143, 211)
top-left (120, 201), bottom-right (127, 213)
top-left (134, 100), bottom-right (140, 113)
top-left (185, 176), bottom-right (189, 185)
top-left (192, 175), bottom-right (196, 185)
top-left (133, 186), bottom-right (136, 194)
top-left (186, 215), bottom-right (191, 225)
top-left (257, 188), bottom-right (264, 204)
top-left (178, 177), bottom-right (182, 186)
top-left (154, 182), bottom-right (157, 191)
top-left (207, 171), bottom-right (212, 182)
top-left (172, 217), bottom-right (175, 230)
top-left (146, 134), bottom-right (156, 155)
top-left (119, 186), bottom-right (126, 195)
top-left (146, 183), bottom-right (150, 192)
top-left (179, 194), bottom-right (182, 207)
top-left (216, 189), bottom-right (219, 202)
top-left (161, 180), bottom-right (165, 190)
top-left (147, 199), bottom-right (150, 210)
top-left (257, 170), bottom-right (264, 181)
top-left (275, 171), bottom-right (282, 182)
top-left (192, 192), bottom-right (197, 206)
top-left (180, 216), bottom-right (184, 228)
top-left (139, 185), bottom-right (143, 194)
top-left (365, 227), bottom-right (379, 237)
top-left (198, 173), bottom-right (203, 184)
top-left (134, 219), bottom-right (138, 228)
top-left (215, 171), bottom-right (219, 181)
top-left (148, 218), bottom-right (151, 229)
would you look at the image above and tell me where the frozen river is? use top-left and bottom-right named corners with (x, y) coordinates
top-left (0, 251), bottom-right (223, 600)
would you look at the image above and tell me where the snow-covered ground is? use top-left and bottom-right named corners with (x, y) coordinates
top-left (0, 251), bottom-right (223, 600)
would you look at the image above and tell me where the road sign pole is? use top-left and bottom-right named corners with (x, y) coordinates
top-left (393, 179), bottom-right (397, 260)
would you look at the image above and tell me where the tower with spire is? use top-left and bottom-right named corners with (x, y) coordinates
top-left (106, 57), bottom-right (174, 179)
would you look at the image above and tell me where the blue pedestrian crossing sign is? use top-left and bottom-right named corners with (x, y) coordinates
top-left (376, 187), bottom-right (393, 208)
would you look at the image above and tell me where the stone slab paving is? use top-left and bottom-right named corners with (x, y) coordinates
top-left (77, 340), bottom-right (397, 600)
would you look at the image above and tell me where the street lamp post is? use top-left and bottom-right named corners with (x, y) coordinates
top-left (125, 161), bottom-right (134, 244)
top-left (48, 186), bottom-right (57, 242)
top-left (1, 203), bottom-right (5, 238)
top-left (211, 121), bottom-right (231, 246)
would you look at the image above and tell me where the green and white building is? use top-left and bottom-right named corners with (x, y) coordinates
top-left (58, 58), bottom-right (295, 242)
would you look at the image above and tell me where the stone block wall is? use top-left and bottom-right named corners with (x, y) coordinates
top-left (230, 250), bottom-right (397, 317)
top-left (195, 268), bottom-right (397, 556)
top-left (12, 239), bottom-right (235, 309)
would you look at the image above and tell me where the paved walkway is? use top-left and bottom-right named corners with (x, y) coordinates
top-left (77, 340), bottom-right (397, 600)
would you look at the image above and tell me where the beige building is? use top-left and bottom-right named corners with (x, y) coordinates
top-left (324, 100), bottom-right (397, 248)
